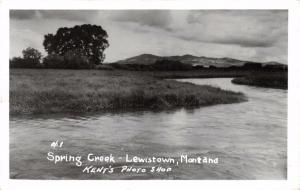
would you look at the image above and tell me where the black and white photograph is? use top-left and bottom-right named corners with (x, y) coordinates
top-left (8, 9), bottom-right (289, 180)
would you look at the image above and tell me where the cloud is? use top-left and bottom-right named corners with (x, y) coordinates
top-left (10, 27), bottom-right (45, 58)
top-left (10, 10), bottom-right (37, 20)
top-left (109, 10), bottom-right (287, 49)
top-left (9, 10), bottom-right (288, 64)
top-left (210, 38), bottom-right (274, 48)
top-left (175, 34), bottom-right (275, 48)
top-left (182, 10), bottom-right (288, 48)
top-left (37, 10), bottom-right (99, 22)
top-left (111, 10), bottom-right (172, 29)
top-left (10, 10), bottom-right (100, 22)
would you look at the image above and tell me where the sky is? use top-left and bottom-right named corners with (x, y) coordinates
top-left (10, 10), bottom-right (288, 64)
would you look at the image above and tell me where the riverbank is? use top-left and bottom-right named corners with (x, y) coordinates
top-left (232, 72), bottom-right (288, 89)
top-left (10, 69), bottom-right (246, 115)
top-left (10, 77), bottom-right (287, 179)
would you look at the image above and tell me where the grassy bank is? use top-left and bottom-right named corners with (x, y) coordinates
top-left (143, 70), bottom-right (248, 79)
top-left (10, 69), bottom-right (246, 115)
top-left (232, 72), bottom-right (287, 89)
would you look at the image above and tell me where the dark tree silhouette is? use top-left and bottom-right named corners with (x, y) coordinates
top-left (43, 24), bottom-right (109, 65)
top-left (10, 47), bottom-right (42, 68)
top-left (22, 47), bottom-right (42, 62)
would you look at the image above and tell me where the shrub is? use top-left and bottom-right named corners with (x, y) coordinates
top-left (43, 54), bottom-right (65, 69)
top-left (10, 57), bottom-right (25, 68)
top-left (43, 51), bottom-right (95, 69)
top-left (63, 51), bottom-right (94, 69)
top-left (10, 57), bottom-right (43, 68)
top-left (153, 59), bottom-right (194, 71)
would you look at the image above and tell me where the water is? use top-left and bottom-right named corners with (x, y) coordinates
top-left (10, 78), bottom-right (287, 179)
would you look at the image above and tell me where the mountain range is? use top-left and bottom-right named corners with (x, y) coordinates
top-left (112, 54), bottom-right (283, 68)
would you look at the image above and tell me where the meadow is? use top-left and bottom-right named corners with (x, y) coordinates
top-left (10, 69), bottom-right (246, 115)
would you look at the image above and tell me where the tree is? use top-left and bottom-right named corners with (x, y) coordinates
top-left (22, 47), bottom-right (42, 63)
top-left (10, 47), bottom-right (42, 68)
top-left (43, 24), bottom-right (109, 65)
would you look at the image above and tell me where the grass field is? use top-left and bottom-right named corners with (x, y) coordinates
top-left (232, 72), bottom-right (288, 89)
top-left (10, 69), bottom-right (247, 115)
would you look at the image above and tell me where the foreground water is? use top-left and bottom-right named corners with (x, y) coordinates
top-left (10, 78), bottom-right (287, 179)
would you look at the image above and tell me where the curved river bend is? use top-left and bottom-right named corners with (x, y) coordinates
top-left (10, 78), bottom-right (287, 179)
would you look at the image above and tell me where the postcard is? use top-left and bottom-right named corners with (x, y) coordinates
top-left (0, 0), bottom-right (299, 190)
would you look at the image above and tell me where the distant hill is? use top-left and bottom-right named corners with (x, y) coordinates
top-left (115, 54), bottom-right (162, 65)
top-left (112, 54), bottom-right (284, 68)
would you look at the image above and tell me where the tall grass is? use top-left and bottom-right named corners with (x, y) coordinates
top-left (10, 69), bottom-right (247, 115)
top-left (232, 72), bottom-right (287, 89)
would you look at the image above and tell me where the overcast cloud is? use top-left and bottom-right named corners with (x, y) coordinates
top-left (10, 10), bottom-right (288, 64)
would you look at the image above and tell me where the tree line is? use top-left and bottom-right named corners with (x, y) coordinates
top-left (10, 24), bottom-right (109, 69)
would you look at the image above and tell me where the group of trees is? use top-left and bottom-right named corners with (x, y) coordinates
top-left (10, 24), bottom-right (109, 69)
top-left (10, 47), bottom-right (42, 68)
